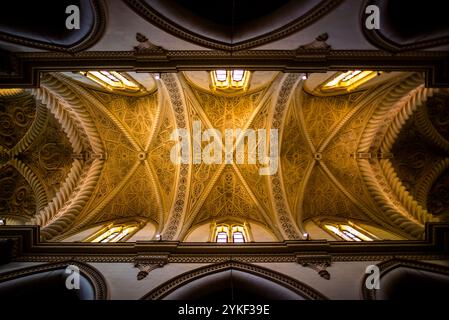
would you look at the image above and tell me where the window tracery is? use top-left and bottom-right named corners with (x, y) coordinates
top-left (85, 223), bottom-right (139, 243)
top-left (320, 70), bottom-right (378, 93)
top-left (212, 223), bottom-right (249, 243)
top-left (323, 222), bottom-right (376, 241)
top-left (210, 70), bottom-right (250, 92)
top-left (80, 71), bottom-right (141, 92)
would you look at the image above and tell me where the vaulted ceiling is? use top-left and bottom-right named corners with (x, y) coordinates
top-left (1, 70), bottom-right (448, 241)
top-left (0, 0), bottom-right (448, 242)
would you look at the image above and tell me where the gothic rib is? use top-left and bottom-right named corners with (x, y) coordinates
top-left (176, 74), bottom-right (282, 240)
top-left (357, 73), bottom-right (427, 239)
top-left (267, 73), bottom-right (302, 239)
top-left (31, 75), bottom-right (105, 240)
top-left (53, 73), bottom-right (141, 152)
top-left (9, 102), bottom-right (48, 157)
top-left (143, 160), bottom-right (165, 231)
top-left (415, 89), bottom-right (449, 153)
top-left (415, 158), bottom-right (449, 208)
top-left (9, 158), bottom-right (47, 214)
top-left (379, 85), bottom-right (439, 225)
top-left (159, 73), bottom-right (192, 240)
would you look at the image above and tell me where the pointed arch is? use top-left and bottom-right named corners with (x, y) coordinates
top-left (141, 260), bottom-right (328, 300)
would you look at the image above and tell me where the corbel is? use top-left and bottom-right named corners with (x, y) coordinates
top-left (134, 254), bottom-right (168, 280)
top-left (296, 253), bottom-right (332, 280)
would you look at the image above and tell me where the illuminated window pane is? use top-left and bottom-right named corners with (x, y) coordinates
top-left (91, 226), bottom-right (137, 243)
top-left (81, 71), bottom-right (140, 92)
top-left (325, 225), bottom-right (352, 241)
top-left (342, 230), bottom-right (362, 241)
top-left (323, 72), bottom-right (348, 88)
top-left (216, 232), bottom-right (228, 243)
top-left (233, 231), bottom-right (245, 243)
top-left (341, 225), bottom-right (373, 241)
top-left (113, 228), bottom-right (133, 242)
top-left (341, 70), bottom-right (362, 82)
top-left (99, 71), bottom-right (120, 83)
top-left (215, 70), bottom-right (227, 82)
top-left (325, 224), bottom-right (374, 241)
top-left (99, 231), bottom-right (120, 243)
top-left (211, 70), bottom-right (250, 91)
top-left (232, 70), bottom-right (244, 82)
top-left (110, 72), bottom-right (139, 89)
top-left (322, 70), bottom-right (377, 92)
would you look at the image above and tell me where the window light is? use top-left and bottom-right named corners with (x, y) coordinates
top-left (321, 70), bottom-right (378, 92)
top-left (231, 70), bottom-right (244, 82)
top-left (216, 232), bottom-right (228, 243)
top-left (324, 223), bottom-right (374, 242)
top-left (213, 224), bottom-right (248, 243)
top-left (233, 232), bottom-right (245, 243)
top-left (80, 71), bottom-right (140, 92)
top-left (91, 225), bottom-right (137, 243)
top-left (215, 70), bottom-right (227, 82)
top-left (210, 70), bottom-right (250, 92)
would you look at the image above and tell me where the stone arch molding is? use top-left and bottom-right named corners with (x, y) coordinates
top-left (141, 260), bottom-right (328, 300)
top-left (357, 73), bottom-right (443, 239)
top-left (0, 0), bottom-right (107, 52)
top-left (0, 260), bottom-right (108, 299)
top-left (124, 0), bottom-right (342, 51)
top-left (0, 74), bottom-right (106, 240)
top-left (361, 258), bottom-right (449, 300)
top-left (159, 73), bottom-right (191, 240)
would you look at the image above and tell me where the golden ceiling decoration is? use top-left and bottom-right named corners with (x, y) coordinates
top-left (1, 70), bottom-right (448, 242)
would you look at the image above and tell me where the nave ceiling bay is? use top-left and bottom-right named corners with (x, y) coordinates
top-left (1, 70), bottom-right (448, 242)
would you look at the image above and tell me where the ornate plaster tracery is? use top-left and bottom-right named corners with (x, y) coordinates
top-left (1, 71), bottom-right (448, 242)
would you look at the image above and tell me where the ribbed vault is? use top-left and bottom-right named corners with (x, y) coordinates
top-left (1, 71), bottom-right (448, 242)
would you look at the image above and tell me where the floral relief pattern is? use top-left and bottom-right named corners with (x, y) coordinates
top-left (0, 165), bottom-right (36, 219)
top-left (0, 93), bottom-right (36, 149)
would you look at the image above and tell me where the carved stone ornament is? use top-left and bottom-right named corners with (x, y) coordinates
top-left (298, 33), bottom-right (331, 50)
top-left (134, 255), bottom-right (168, 280)
top-left (134, 32), bottom-right (165, 52)
top-left (297, 254), bottom-right (332, 280)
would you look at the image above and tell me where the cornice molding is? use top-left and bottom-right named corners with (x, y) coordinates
top-left (1, 50), bottom-right (448, 88)
top-left (2, 223), bottom-right (447, 263)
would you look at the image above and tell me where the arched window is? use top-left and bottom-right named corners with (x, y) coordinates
top-left (232, 225), bottom-right (246, 243)
top-left (324, 222), bottom-right (375, 241)
top-left (210, 70), bottom-right (250, 92)
top-left (320, 70), bottom-right (378, 93)
top-left (85, 224), bottom-right (139, 243)
top-left (215, 225), bottom-right (229, 243)
top-left (213, 223), bottom-right (249, 243)
top-left (80, 71), bottom-right (141, 92)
